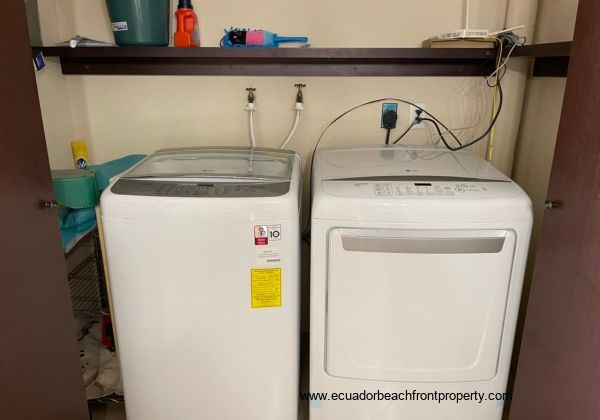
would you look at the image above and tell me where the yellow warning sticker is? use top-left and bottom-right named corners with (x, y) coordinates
top-left (251, 268), bottom-right (282, 308)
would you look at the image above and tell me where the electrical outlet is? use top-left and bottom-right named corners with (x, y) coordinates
top-left (409, 103), bottom-right (426, 129)
top-left (381, 103), bottom-right (398, 128)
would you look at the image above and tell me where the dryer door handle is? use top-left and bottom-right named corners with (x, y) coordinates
top-left (341, 236), bottom-right (505, 254)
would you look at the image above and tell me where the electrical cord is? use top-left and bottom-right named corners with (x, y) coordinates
top-left (301, 86), bottom-right (503, 234)
top-left (486, 36), bottom-right (526, 85)
top-left (382, 109), bottom-right (398, 145)
top-left (429, 123), bottom-right (483, 145)
top-left (302, 38), bottom-right (511, 235)
top-left (419, 117), bottom-right (464, 147)
top-left (434, 82), bottom-right (503, 151)
top-left (483, 35), bottom-right (506, 158)
top-left (486, 37), bottom-right (503, 159)
top-left (393, 109), bottom-right (422, 144)
top-left (486, 34), bottom-right (524, 159)
top-left (392, 122), bottom-right (415, 144)
top-left (313, 86), bottom-right (501, 153)
top-left (309, 97), bottom-right (453, 156)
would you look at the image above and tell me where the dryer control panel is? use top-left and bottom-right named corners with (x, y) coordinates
top-left (373, 182), bottom-right (484, 197)
top-left (321, 179), bottom-right (512, 199)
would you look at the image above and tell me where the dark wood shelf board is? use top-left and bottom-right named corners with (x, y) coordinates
top-left (511, 41), bottom-right (572, 58)
top-left (512, 41), bottom-right (572, 77)
top-left (38, 46), bottom-right (498, 60)
top-left (532, 57), bottom-right (571, 77)
top-left (34, 46), bottom-right (496, 77)
top-left (34, 43), bottom-right (573, 77)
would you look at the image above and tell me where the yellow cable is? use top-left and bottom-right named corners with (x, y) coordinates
top-left (486, 37), bottom-right (502, 162)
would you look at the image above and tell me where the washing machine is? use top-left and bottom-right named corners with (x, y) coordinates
top-left (310, 145), bottom-right (532, 420)
top-left (100, 147), bottom-right (301, 420)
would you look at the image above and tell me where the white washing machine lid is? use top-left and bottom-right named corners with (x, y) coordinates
top-left (316, 146), bottom-right (508, 182)
top-left (112, 147), bottom-right (296, 198)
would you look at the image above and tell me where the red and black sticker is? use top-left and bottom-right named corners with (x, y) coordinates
top-left (254, 225), bottom-right (269, 245)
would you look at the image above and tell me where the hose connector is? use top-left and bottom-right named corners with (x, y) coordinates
top-left (246, 87), bottom-right (256, 103)
top-left (294, 83), bottom-right (306, 110)
top-left (246, 87), bottom-right (256, 111)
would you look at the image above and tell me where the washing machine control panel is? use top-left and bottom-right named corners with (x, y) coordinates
top-left (112, 178), bottom-right (292, 197)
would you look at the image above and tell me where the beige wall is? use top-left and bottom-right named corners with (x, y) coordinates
top-left (35, 1), bottom-right (75, 168)
top-left (34, 0), bottom-right (542, 176)
top-left (512, 0), bottom-right (578, 281)
top-left (36, 60), bottom-right (75, 169)
top-left (533, 0), bottom-right (579, 43)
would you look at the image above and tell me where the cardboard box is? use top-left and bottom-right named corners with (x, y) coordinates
top-left (423, 37), bottom-right (497, 49)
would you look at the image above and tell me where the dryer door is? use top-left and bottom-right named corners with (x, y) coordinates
top-left (325, 228), bottom-right (516, 383)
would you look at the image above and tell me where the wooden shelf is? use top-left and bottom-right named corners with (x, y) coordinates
top-left (34, 42), bottom-right (572, 77)
top-left (511, 41), bottom-right (571, 57)
top-left (34, 46), bottom-right (496, 77)
top-left (511, 41), bottom-right (572, 77)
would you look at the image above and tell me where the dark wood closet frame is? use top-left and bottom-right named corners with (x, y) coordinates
top-left (1, 0), bottom-right (598, 419)
top-left (508, 0), bottom-right (600, 418)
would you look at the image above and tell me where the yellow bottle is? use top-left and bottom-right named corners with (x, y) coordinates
top-left (71, 140), bottom-right (90, 169)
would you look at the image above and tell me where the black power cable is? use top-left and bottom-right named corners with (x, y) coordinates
top-left (301, 39), bottom-right (510, 235)
top-left (309, 83), bottom-right (502, 156)
top-left (301, 82), bottom-right (503, 234)
top-left (394, 109), bottom-right (422, 144)
top-left (437, 81), bottom-right (503, 151)
top-left (392, 122), bottom-right (415, 144)
top-left (418, 117), bottom-right (464, 147)
top-left (382, 108), bottom-right (398, 144)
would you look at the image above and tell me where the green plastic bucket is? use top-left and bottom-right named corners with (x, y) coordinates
top-left (105, 0), bottom-right (170, 46)
top-left (51, 170), bottom-right (98, 209)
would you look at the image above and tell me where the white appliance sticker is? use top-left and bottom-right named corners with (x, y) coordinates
top-left (256, 247), bottom-right (281, 265)
top-left (111, 22), bottom-right (128, 32)
top-left (268, 225), bottom-right (282, 241)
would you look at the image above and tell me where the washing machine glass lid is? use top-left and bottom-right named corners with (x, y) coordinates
top-left (110, 147), bottom-right (295, 198)
top-left (124, 147), bottom-right (295, 182)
